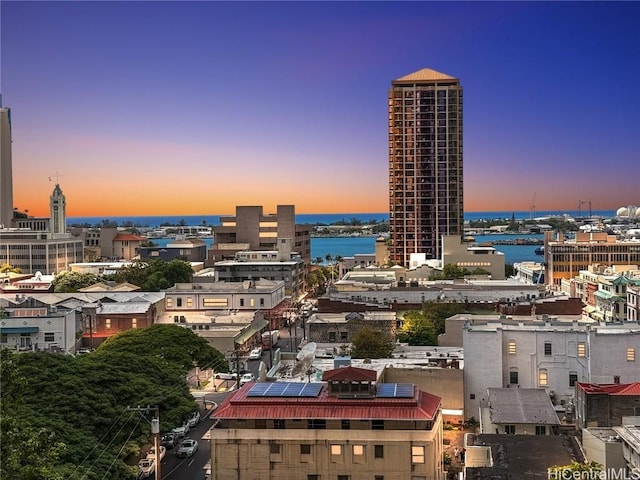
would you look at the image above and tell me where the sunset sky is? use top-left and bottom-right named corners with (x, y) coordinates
top-left (2, 1), bottom-right (638, 217)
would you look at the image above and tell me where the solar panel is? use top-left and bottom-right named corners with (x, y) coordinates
top-left (376, 383), bottom-right (414, 398)
top-left (246, 382), bottom-right (323, 397)
top-left (300, 382), bottom-right (323, 397)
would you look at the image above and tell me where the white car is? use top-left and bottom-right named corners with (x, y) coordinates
top-left (171, 423), bottom-right (190, 438)
top-left (146, 445), bottom-right (166, 462)
top-left (248, 348), bottom-right (262, 360)
top-left (138, 458), bottom-right (155, 478)
top-left (177, 438), bottom-right (198, 457)
top-left (188, 411), bottom-right (200, 427)
top-left (239, 373), bottom-right (256, 386)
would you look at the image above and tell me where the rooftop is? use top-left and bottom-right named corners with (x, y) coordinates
top-left (576, 382), bottom-right (640, 395)
top-left (487, 388), bottom-right (560, 425)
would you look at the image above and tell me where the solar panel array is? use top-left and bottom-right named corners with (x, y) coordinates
top-left (247, 382), bottom-right (323, 398)
top-left (376, 383), bottom-right (414, 398)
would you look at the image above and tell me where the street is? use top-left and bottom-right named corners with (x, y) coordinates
top-left (155, 390), bottom-right (231, 480)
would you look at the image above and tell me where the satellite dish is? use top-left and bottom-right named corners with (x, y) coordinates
top-left (291, 342), bottom-right (317, 378)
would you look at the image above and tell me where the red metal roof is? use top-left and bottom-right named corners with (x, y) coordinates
top-left (322, 366), bottom-right (377, 382)
top-left (576, 382), bottom-right (640, 395)
top-left (213, 382), bottom-right (441, 421)
top-left (113, 233), bottom-right (147, 241)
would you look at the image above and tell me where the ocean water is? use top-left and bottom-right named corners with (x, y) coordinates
top-left (67, 209), bottom-right (616, 228)
top-left (149, 234), bottom-right (543, 265)
top-left (68, 210), bottom-right (614, 266)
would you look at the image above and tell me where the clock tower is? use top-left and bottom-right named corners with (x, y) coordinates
top-left (50, 182), bottom-right (66, 234)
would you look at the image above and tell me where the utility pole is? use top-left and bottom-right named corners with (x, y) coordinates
top-left (128, 405), bottom-right (161, 480)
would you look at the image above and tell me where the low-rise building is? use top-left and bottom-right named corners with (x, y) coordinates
top-left (463, 316), bottom-right (640, 420)
top-left (307, 311), bottom-right (397, 344)
top-left (0, 305), bottom-right (76, 353)
top-left (575, 382), bottom-right (640, 430)
top-left (211, 366), bottom-right (444, 480)
top-left (480, 387), bottom-right (559, 435)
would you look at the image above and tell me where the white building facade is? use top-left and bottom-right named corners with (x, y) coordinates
top-left (463, 316), bottom-right (640, 419)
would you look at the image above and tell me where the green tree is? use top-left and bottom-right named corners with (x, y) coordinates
top-left (113, 259), bottom-right (192, 291)
top-left (397, 311), bottom-right (437, 345)
top-left (53, 271), bottom-right (101, 293)
top-left (0, 263), bottom-right (22, 273)
top-left (0, 325), bottom-right (225, 480)
top-left (350, 327), bottom-right (395, 359)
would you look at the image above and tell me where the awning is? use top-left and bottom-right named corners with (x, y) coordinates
top-left (234, 320), bottom-right (267, 345)
top-left (0, 326), bottom-right (39, 334)
top-left (583, 306), bottom-right (596, 313)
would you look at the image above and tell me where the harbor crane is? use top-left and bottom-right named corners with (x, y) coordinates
top-left (577, 200), bottom-right (592, 218)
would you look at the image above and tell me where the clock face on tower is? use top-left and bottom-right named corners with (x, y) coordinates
top-left (53, 206), bottom-right (58, 211)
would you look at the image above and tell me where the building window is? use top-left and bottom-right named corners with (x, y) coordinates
top-left (307, 476), bottom-right (319, 480)
top-left (509, 370), bottom-right (518, 385)
top-left (340, 331), bottom-right (349, 341)
top-left (186, 298), bottom-right (193, 307)
top-left (375, 477), bottom-right (384, 480)
top-left (331, 444), bottom-right (342, 455)
top-left (569, 373), bottom-right (578, 387)
top-left (341, 420), bottom-right (350, 430)
top-left (470, 394), bottom-right (475, 400)
top-left (505, 425), bottom-right (515, 434)
top-left (166, 298), bottom-right (173, 308)
top-left (372, 420), bottom-right (385, 430)
top-left (260, 298), bottom-right (264, 307)
top-left (627, 348), bottom-right (636, 362)
top-left (255, 419), bottom-right (267, 429)
top-left (535, 426), bottom-right (546, 435)
top-left (308, 419), bottom-right (326, 429)
top-left (353, 445), bottom-right (364, 456)
top-left (0, 333), bottom-right (7, 343)
top-left (177, 298), bottom-right (182, 307)
top-left (411, 446), bottom-right (425, 463)
top-left (300, 444), bottom-right (311, 455)
top-left (240, 298), bottom-right (244, 307)
top-left (544, 342), bottom-right (552, 356)
top-left (44, 332), bottom-right (55, 342)
top-left (273, 419), bottom-right (285, 429)
top-left (577, 342), bottom-right (586, 357)
top-left (250, 298), bottom-right (255, 307)
top-left (374, 445), bottom-right (384, 458)
top-left (337, 476), bottom-right (350, 480)
top-left (270, 443), bottom-right (281, 454)
top-left (105, 319), bottom-right (111, 329)
top-left (329, 332), bottom-right (337, 342)
top-left (508, 340), bottom-right (516, 355)
top-left (538, 369), bottom-right (548, 386)
top-left (131, 318), bottom-right (137, 328)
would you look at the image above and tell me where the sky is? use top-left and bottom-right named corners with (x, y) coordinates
top-left (1, 1), bottom-right (638, 217)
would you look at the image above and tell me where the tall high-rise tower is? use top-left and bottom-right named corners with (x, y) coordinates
top-left (0, 105), bottom-right (14, 228)
top-left (50, 182), bottom-right (66, 234)
top-left (388, 68), bottom-right (464, 266)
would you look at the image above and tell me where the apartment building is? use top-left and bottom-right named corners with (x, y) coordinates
top-left (211, 366), bottom-right (444, 480)
top-left (388, 68), bottom-right (464, 266)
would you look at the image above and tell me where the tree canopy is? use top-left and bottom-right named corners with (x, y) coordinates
top-left (0, 324), bottom-right (224, 480)
top-left (397, 301), bottom-right (469, 346)
top-left (350, 327), bottom-right (395, 359)
top-left (111, 259), bottom-right (193, 291)
top-left (53, 271), bottom-right (101, 292)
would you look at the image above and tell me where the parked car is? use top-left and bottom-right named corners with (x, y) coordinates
top-left (240, 373), bottom-right (256, 386)
top-left (171, 423), bottom-right (190, 438)
top-left (161, 433), bottom-right (177, 449)
top-left (146, 445), bottom-right (166, 462)
top-left (137, 458), bottom-right (155, 478)
top-left (187, 411), bottom-right (200, 427)
top-left (248, 347), bottom-right (262, 360)
top-left (177, 438), bottom-right (198, 458)
top-left (214, 372), bottom-right (238, 380)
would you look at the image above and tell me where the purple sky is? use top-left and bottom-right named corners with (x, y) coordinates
top-left (2, 1), bottom-right (638, 216)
